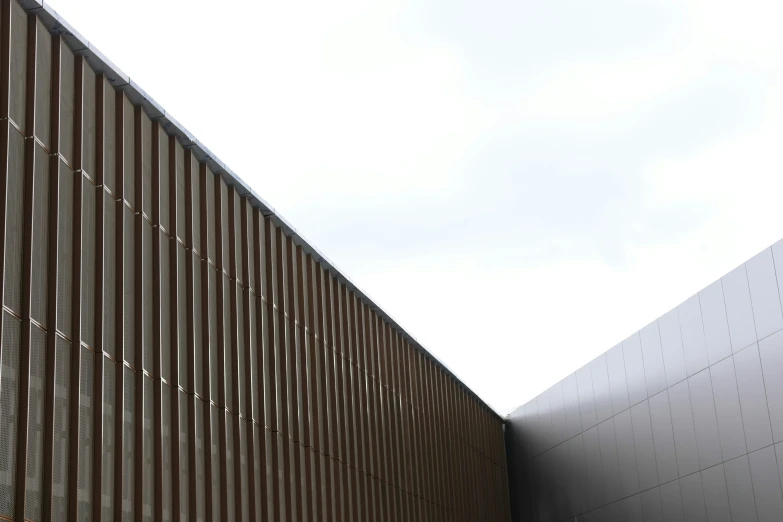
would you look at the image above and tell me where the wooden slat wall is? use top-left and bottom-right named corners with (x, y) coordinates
top-left (0, 0), bottom-right (511, 520)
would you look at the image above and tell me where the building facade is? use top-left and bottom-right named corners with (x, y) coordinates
top-left (8, 1), bottom-right (783, 521)
top-left (0, 1), bottom-right (510, 521)
top-left (506, 240), bottom-right (783, 522)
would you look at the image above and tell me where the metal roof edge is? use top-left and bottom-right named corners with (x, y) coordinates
top-left (27, 0), bottom-right (503, 422)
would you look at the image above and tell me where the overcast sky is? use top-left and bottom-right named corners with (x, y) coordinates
top-left (49, 0), bottom-right (783, 414)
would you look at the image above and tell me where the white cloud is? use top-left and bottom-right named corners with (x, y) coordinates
top-left (48, 0), bottom-right (783, 414)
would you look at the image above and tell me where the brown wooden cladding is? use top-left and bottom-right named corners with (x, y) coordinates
top-left (0, 0), bottom-right (510, 521)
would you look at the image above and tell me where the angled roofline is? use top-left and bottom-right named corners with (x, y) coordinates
top-left (21, 0), bottom-right (503, 421)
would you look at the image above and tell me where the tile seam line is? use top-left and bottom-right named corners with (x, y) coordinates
top-left (551, 444), bottom-right (779, 521)
top-left (517, 312), bottom-right (783, 444)
top-left (523, 339), bottom-right (767, 462)
top-left (17, 0), bottom-right (502, 421)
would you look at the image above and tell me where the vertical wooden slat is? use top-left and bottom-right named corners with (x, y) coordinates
top-left (330, 277), bottom-right (344, 522)
top-left (198, 163), bottom-right (213, 522)
top-left (286, 238), bottom-right (303, 522)
top-left (349, 293), bottom-right (362, 522)
top-left (14, 13), bottom-right (37, 520)
top-left (150, 120), bottom-right (163, 522)
top-left (273, 225), bottom-right (292, 521)
top-left (435, 364), bottom-right (444, 518)
top-left (377, 319), bottom-right (388, 518)
top-left (303, 253), bottom-right (314, 520)
top-left (308, 262), bottom-right (323, 522)
top-left (133, 105), bottom-right (144, 522)
top-left (363, 305), bottom-right (375, 521)
top-left (91, 70), bottom-right (104, 522)
top-left (213, 173), bottom-right (227, 522)
top-left (167, 135), bottom-right (180, 522)
top-left (299, 248), bottom-right (313, 519)
top-left (252, 209), bottom-right (269, 522)
top-left (66, 52), bottom-right (83, 522)
top-left (344, 294), bottom-right (356, 522)
top-left (183, 149), bottom-right (197, 521)
top-left (379, 319), bottom-right (389, 522)
top-left (112, 86), bottom-right (125, 522)
top-left (239, 197), bottom-right (257, 521)
top-left (0, 0), bottom-right (11, 387)
top-left (314, 263), bottom-right (331, 522)
top-left (324, 273), bottom-right (339, 522)
top-left (226, 185), bottom-right (242, 521)
top-left (369, 313), bottom-right (382, 521)
top-left (442, 370), bottom-right (452, 519)
top-left (262, 216), bottom-right (277, 520)
top-left (401, 338), bottom-right (412, 512)
top-left (0, 0), bottom-right (10, 124)
top-left (421, 356), bottom-right (429, 517)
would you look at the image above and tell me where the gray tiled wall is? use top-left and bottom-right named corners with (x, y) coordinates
top-left (507, 240), bottom-right (783, 522)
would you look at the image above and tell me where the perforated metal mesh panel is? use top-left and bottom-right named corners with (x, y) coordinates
top-left (123, 205), bottom-right (135, 365)
top-left (52, 337), bottom-right (71, 522)
top-left (30, 145), bottom-right (51, 327)
top-left (205, 168), bottom-right (215, 263)
top-left (103, 77), bottom-right (116, 195)
top-left (34, 19), bottom-right (51, 147)
top-left (143, 220), bottom-right (153, 373)
top-left (161, 384), bottom-right (172, 522)
top-left (177, 244), bottom-right (187, 389)
top-left (142, 376), bottom-right (154, 522)
top-left (102, 192), bottom-right (117, 357)
top-left (77, 347), bottom-right (93, 522)
top-left (57, 162), bottom-right (74, 338)
top-left (175, 142), bottom-right (185, 242)
top-left (246, 203), bottom-right (256, 293)
top-left (81, 181), bottom-right (96, 348)
top-left (194, 256), bottom-right (203, 397)
top-left (271, 307), bottom-right (283, 434)
top-left (123, 96), bottom-right (135, 210)
top-left (266, 431), bottom-right (277, 520)
top-left (194, 398), bottom-right (205, 522)
top-left (122, 366), bottom-right (135, 521)
top-left (223, 273), bottom-right (234, 412)
top-left (233, 191), bottom-right (242, 282)
top-left (178, 390), bottom-right (189, 520)
top-left (141, 113), bottom-right (152, 219)
top-left (3, 128), bottom-right (25, 313)
top-left (209, 405), bottom-right (221, 522)
top-left (220, 179), bottom-right (229, 271)
top-left (8, 1), bottom-right (26, 128)
top-left (239, 419), bottom-right (249, 522)
top-left (237, 285), bottom-right (247, 418)
top-left (25, 327), bottom-right (47, 521)
top-left (159, 236), bottom-right (171, 382)
top-left (253, 423), bottom-right (263, 519)
top-left (60, 44), bottom-right (75, 164)
top-left (0, 313), bottom-right (21, 517)
top-left (190, 156), bottom-right (201, 255)
top-left (249, 296), bottom-right (260, 423)
top-left (82, 66), bottom-right (96, 179)
top-left (208, 268), bottom-right (218, 402)
top-left (225, 413), bottom-right (235, 521)
top-left (158, 132), bottom-right (171, 234)
top-left (101, 357), bottom-right (116, 520)
top-left (261, 303), bottom-right (273, 431)
top-left (256, 216), bottom-right (267, 301)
